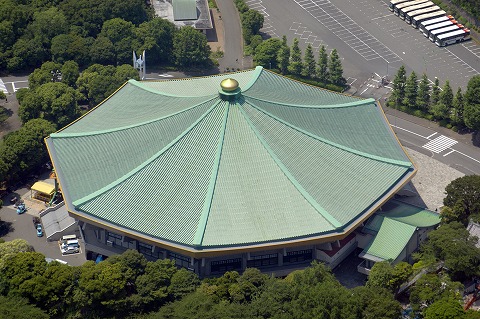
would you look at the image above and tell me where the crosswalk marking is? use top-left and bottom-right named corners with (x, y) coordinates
top-left (422, 135), bottom-right (457, 154)
top-left (0, 78), bottom-right (7, 94)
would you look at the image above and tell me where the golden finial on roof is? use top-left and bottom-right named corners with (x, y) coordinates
top-left (220, 78), bottom-right (239, 92)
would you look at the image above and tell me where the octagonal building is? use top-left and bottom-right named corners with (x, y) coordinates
top-left (46, 67), bottom-right (417, 276)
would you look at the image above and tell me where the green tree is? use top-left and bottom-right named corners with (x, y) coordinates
top-left (440, 80), bottom-right (454, 108)
top-left (277, 36), bottom-right (290, 75)
top-left (416, 73), bottom-right (430, 111)
top-left (431, 102), bottom-right (450, 120)
top-left (327, 48), bottom-right (345, 85)
top-left (302, 44), bottom-right (316, 78)
top-left (288, 38), bottom-right (302, 76)
top-left (51, 34), bottom-right (92, 66)
top-left (168, 268), bottom-right (200, 299)
top-left (135, 18), bottom-right (176, 64)
top-left (316, 45), bottom-right (328, 83)
top-left (443, 175), bottom-right (480, 224)
top-left (464, 75), bottom-right (480, 131)
top-left (61, 60), bottom-right (80, 88)
top-left (403, 71), bottom-right (418, 110)
top-left (409, 273), bottom-right (463, 312)
top-left (90, 36), bottom-right (116, 65)
top-left (389, 65), bottom-right (407, 108)
top-left (19, 82), bottom-right (80, 128)
top-left (100, 18), bottom-right (136, 64)
top-left (424, 298), bottom-right (465, 319)
top-left (422, 222), bottom-right (480, 276)
top-left (254, 38), bottom-right (283, 69)
top-left (452, 87), bottom-right (465, 127)
top-left (0, 296), bottom-right (48, 319)
top-left (28, 61), bottom-right (63, 91)
top-left (0, 119), bottom-right (56, 184)
top-left (26, 7), bottom-right (68, 46)
top-left (241, 9), bottom-right (264, 44)
top-left (431, 77), bottom-right (441, 106)
top-left (173, 26), bottom-right (212, 67)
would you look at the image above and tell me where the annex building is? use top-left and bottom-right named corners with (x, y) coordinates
top-left (46, 67), bottom-right (439, 276)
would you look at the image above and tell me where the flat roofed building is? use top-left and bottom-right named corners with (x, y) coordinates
top-left (46, 67), bottom-right (419, 276)
top-left (153, 0), bottom-right (212, 32)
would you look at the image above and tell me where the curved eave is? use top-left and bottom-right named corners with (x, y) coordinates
top-left (61, 164), bottom-right (415, 258)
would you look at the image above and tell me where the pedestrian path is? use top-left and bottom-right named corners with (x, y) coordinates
top-left (422, 135), bottom-right (458, 154)
top-left (0, 78), bottom-right (7, 94)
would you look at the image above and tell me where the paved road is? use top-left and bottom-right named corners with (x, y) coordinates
top-left (385, 109), bottom-right (480, 175)
top-left (216, 0), bottom-right (245, 71)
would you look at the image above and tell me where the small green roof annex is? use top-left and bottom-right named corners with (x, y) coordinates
top-left (46, 67), bottom-right (415, 251)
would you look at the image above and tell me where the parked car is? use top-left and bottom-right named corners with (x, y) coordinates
top-left (61, 245), bottom-right (80, 255)
top-left (16, 203), bottom-right (26, 214)
top-left (36, 224), bottom-right (43, 237)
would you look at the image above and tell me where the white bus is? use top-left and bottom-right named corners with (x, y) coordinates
top-left (394, 0), bottom-right (429, 16)
top-left (422, 19), bottom-right (457, 37)
top-left (389, 0), bottom-right (411, 12)
top-left (406, 6), bottom-right (441, 24)
top-left (399, 1), bottom-right (434, 20)
top-left (436, 29), bottom-right (470, 46)
top-left (410, 9), bottom-right (445, 27)
top-left (429, 24), bottom-right (463, 42)
top-left (419, 15), bottom-right (452, 34)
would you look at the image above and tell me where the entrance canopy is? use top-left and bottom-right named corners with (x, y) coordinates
top-left (31, 181), bottom-right (55, 196)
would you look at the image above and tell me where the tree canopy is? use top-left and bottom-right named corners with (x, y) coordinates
top-left (172, 26), bottom-right (212, 68)
top-left (442, 175), bottom-right (480, 224)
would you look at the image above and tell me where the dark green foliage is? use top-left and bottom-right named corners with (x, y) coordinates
top-left (288, 38), bottom-right (302, 76)
top-left (61, 60), bottom-right (80, 88)
top-left (409, 273), bottom-right (463, 312)
top-left (19, 82), bottom-right (80, 128)
top-left (431, 77), bottom-right (441, 106)
top-left (0, 0), bottom-right (151, 72)
top-left (0, 296), bottom-right (48, 319)
top-left (135, 18), bottom-right (176, 64)
top-left (0, 119), bottom-right (56, 184)
top-left (302, 44), bottom-right (316, 78)
top-left (173, 26), bottom-right (212, 68)
top-left (443, 175), bottom-right (480, 224)
top-left (420, 222), bottom-right (480, 277)
top-left (277, 36), bottom-right (290, 75)
top-left (403, 71), bottom-right (418, 110)
top-left (254, 38), bottom-right (283, 69)
top-left (327, 49), bottom-right (345, 86)
top-left (389, 66), bottom-right (407, 108)
top-left (452, 87), bottom-right (465, 127)
top-left (441, 80), bottom-right (454, 108)
top-left (424, 298), bottom-right (465, 319)
top-left (75, 64), bottom-right (139, 106)
top-left (367, 261), bottom-right (412, 293)
top-left (416, 73), bottom-right (430, 112)
top-left (241, 9), bottom-right (264, 45)
top-left (464, 75), bottom-right (480, 130)
top-left (316, 45), bottom-right (328, 83)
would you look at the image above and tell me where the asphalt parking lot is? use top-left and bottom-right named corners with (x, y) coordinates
top-left (0, 189), bottom-right (86, 266)
top-left (248, 0), bottom-right (480, 92)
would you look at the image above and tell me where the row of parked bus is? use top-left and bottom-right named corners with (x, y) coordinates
top-left (389, 0), bottom-right (470, 47)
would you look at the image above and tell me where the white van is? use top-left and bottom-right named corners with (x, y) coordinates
top-left (61, 235), bottom-right (77, 241)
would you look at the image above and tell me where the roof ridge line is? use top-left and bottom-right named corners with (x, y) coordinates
top-left (237, 102), bottom-right (342, 229)
top-left (245, 100), bottom-right (412, 168)
top-left (243, 94), bottom-right (374, 109)
top-left (50, 96), bottom-right (217, 138)
top-left (241, 66), bottom-right (264, 92)
top-left (72, 100), bottom-right (223, 207)
top-left (193, 101), bottom-right (230, 247)
top-left (128, 79), bottom-right (215, 98)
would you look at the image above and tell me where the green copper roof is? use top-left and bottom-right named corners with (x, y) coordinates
top-left (362, 216), bottom-right (416, 261)
top-left (47, 67), bottom-right (415, 250)
top-left (362, 200), bottom-right (440, 261)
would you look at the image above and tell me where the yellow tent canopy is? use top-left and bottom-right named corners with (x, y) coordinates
top-left (31, 181), bottom-right (55, 196)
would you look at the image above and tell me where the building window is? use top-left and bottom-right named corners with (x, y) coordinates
top-left (138, 242), bottom-right (162, 259)
top-left (283, 249), bottom-right (313, 264)
top-left (247, 253), bottom-right (278, 268)
top-left (107, 231), bottom-right (136, 250)
top-left (210, 258), bottom-right (242, 273)
top-left (168, 251), bottom-right (191, 269)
